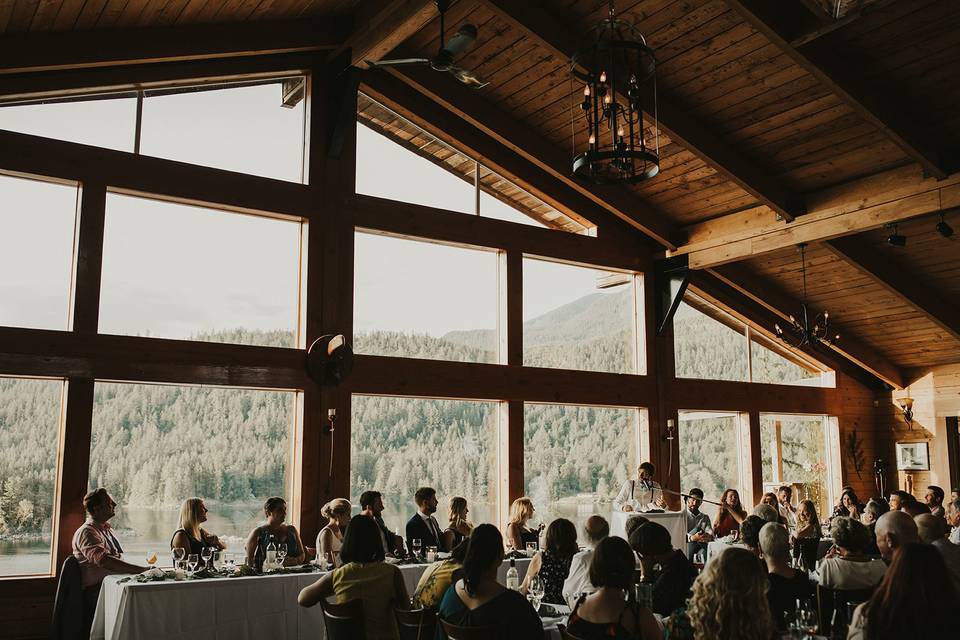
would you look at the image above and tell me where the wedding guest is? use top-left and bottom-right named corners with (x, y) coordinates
top-left (682, 488), bottom-right (713, 561)
top-left (874, 510), bottom-right (918, 563)
top-left (412, 539), bottom-right (468, 610)
top-left (72, 488), bottom-right (148, 629)
top-left (624, 514), bottom-right (649, 540)
top-left (562, 515), bottom-right (608, 608)
top-left (520, 518), bottom-right (578, 605)
top-left (902, 500), bottom-right (931, 517)
top-left (915, 513), bottom-right (960, 595)
top-left (847, 544), bottom-right (957, 639)
top-left (831, 487), bottom-right (862, 520)
top-left (925, 485), bottom-right (946, 518)
top-left (630, 521), bottom-right (696, 617)
top-left (298, 515), bottom-right (408, 640)
top-left (759, 523), bottom-right (813, 633)
top-left (170, 497), bottom-right (226, 559)
top-left (752, 502), bottom-right (781, 525)
top-left (437, 523), bottom-right (544, 639)
top-left (818, 517), bottom-right (886, 589)
top-left (504, 497), bottom-right (541, 551)
top-left (244, 496), bottom-right (305, 568)
top-left (360, 490), bottom-right (403, 556)
top-left (316, 498), bottom-right (351, 568)
top-left (888, 489), bottom-right (914, 511)
top-left (614, 462), bottom-right (665, 511)
top-left (792, 499), bottom-right (821, 570)
top-left (777, 485), bottom-right (797, 530)
top-left (712, 489), bottom-right (747, 538)
top-left (948, 497), bottom-right (960, 544)
top-left (663, 547), bottom-right (774, 640)
top-left (740, 516), bottom-right (766, 557)
top-left (565, 537), bottom-right (661, 640)
top-left (442, 496), bottom-right (473, 551)
top-left (861, 498), bottom-right (889, 556)
top-left (406, 486), bottom-right (446, 554)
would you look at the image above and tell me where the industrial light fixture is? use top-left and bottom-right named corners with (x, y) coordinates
top-left (886, 224), bottom-right (906, 247)
top-left (936, 213), bottom-right (953, 238)
top-left (571, 0), bottom-right (660, 185)
top-left (898, 396), bottom-right (914, 428)
top-left (775, 243), bottom-right (839, 348)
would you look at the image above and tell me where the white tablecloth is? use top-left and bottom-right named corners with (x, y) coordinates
top-left (706, 538), bottom-right (834, 564)
top-left (92, 558), bottom-right (532, 640)
top-left (610, 510), bottom-right (686, 551)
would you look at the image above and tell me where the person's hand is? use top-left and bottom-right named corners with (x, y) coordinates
top-left (622, 505), bottom-right (634, 512)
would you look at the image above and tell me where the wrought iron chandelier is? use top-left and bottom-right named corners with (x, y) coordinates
top-left (571, 0), bottom-right (660, 185)
top-left (775, 243), bottom-right (839, 348)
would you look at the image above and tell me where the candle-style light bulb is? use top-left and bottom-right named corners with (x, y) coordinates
top-left (599, 71), bottom-right (607, 83)
top-left (588, 134), bottom-right (596, 145)
top-left (603, 94), bottom-right (612, 105)
top-left (328, 408), bottom-right (336, 418)
top-left (617, 126), bottom-right (624, 138)
top-left (583, 84), bottom-right (591, 96)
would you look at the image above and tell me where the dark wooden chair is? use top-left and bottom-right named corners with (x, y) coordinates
top-left (440, 619), bottom-right (499, 639)
top-left (320, 599), bottom-right (365, 640)
top-left (51, 554), bottom-right (86, 640)
top-left (395, 607), bottom-right (438, 640)
top-left (816, 584), bottom-right (873, 635)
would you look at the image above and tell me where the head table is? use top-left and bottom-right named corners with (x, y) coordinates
top-left (90, 557), bottom-right (564, 640)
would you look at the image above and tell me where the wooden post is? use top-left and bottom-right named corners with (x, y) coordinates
top-left (773, 419), bottom-right (784, 484)
top-left (500, 249), bottom-right (524, 527)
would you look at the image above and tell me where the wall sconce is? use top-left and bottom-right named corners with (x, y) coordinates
top-left (898, 397), bottom-right (914, 428)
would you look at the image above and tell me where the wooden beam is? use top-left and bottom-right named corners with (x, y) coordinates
top-left (724, 0), bottom-right (952, 179)
top-left (824, 236), bottom-right (960, 342)
top-left (789, 0), bottom-right (900, 47)
top-left (0, 20), bottom-right (348, 74)
top-left (336, 0), bottom-right (438, 67)
top-left (477, 0), bottom-right (805, 221)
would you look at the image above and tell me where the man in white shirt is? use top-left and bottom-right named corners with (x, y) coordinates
top-left (682, 488), bottom-right (713, 561)
top-left (777, 485), bottom-right (797, 531)
top-left (562, 515), bottom-right (609, 608)
top-left (614, 461), bottom-right (665, 511)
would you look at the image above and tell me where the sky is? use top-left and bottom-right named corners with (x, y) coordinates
top-left (0, 83), bottom-right (626, 341)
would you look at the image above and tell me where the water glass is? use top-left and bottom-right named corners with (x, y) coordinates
top-left (172, 546), bottom-right (185, 567)
top-left (528, 575), bottom-right (545, 612)
top-left (525, 541), bottom-right (537, 555)
top-left (277, 543), bottom-right (288, 566)
top-left (201, 547), bottom-right (213, 569)
top-left (187, 554), bottom-right (199, 575)
top-left (426, 546), bottom-right (438, 562)
top-left (799, 608), bottom-right (818, 639)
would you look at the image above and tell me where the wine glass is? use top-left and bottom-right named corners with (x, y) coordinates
top-left (187, 554), bottom-right (199, 576)
top-left (525, 541), bottom-right (537, 556)
top-left (528, 575), bottom-right (545, 612)
top-left (412, 538), bottom-right (422, 559)
top-left (201, 547), bottom-right (213, 570)
top-left (172, 546), bottom-right (185, 567)
top-left (145, 550), bottom-right (157, 567)
top-left (799, 607), bottom-right (818, 639)
top-left (225, 553), bottom-right (235, 571)
top-left (277, 543), bottom-right (288, 566)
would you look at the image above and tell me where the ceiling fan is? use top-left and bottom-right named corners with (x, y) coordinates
top-left (366, 0), bottom-right (489, 89)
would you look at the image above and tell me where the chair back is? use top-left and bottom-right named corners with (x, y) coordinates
top-left (440, 619), bottom-right (499, 640)
top-left (816, 584), bottom-right (873, 635)
top-left (51, 554), bottom-right (86, 640)
top-left (793, 537), bottom-right (819, 571)
top-left (320, 599), bottom-right (365, 640)
top-left (559, 623), bottom-right (587, 640)
top-left (395, 607), bottom-right (438, 640)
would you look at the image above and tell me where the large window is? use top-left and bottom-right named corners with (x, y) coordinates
top-left (353, 232), bottom-right (499, 363)
top-left (674, 299), bottom-right (748, 382)
top-left (350, 395), bottom-right (499, 535)
top-left (0, 93), bottom-right (137, 151)
top-left (678, 410), bottom-right (744, 520)
top-left (0, 174), bottom-right (78, 331)
top-left (524, 404), bottom-right (639, 524)
top-left (98, 194), bottom-right (301, 347)
top-left (89, 382), bottom-right (296, 560)
top-left (761, 414), bottom-right (833, 518)
top-left (523, 258), bottom-right (642, 374)
top-left (751, 333), bottom-right (829, 387)
top-left (0, 377), bottom-right (63, 577)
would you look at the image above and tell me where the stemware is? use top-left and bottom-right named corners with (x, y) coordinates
top-left (201, 547), bottom-right (213, 569)
top-left (276, 543), bottom-right (288, 566)
top-left (187, 554), bottom-right (199, 576)
top-left (172, 546), bottom-right (185, 567)
top-left (525, 541), bottom-right (537, 555)
top-left (799, 607), bottom-right (818, 639)
top-left (145, 550), bottom-right (157, 566)
top-left (412, 538), bottom-right (422, 558)
top-left (528, 575), bottom-right (545, 612)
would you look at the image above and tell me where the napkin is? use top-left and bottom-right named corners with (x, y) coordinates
top-left (141, 567), bottom-right (165, 579)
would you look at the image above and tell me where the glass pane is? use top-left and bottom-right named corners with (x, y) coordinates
top-left (478, 166), bottom-right (547, 228)
top-left (350, 395), bottom-right (499, 534)
top-left (0, 94), bottom-right (136, 151)
top-left (141, 82), bottom-right (305, 182)
top-left (674, 299), bottom-right (748, 382)
top-left (678, 410), bottom-right (741, 521)
top-left (751, 335), bottom-right (827, 387)
top-left (0, 174), bottom-right (77, 330)
top-left (524, 404), bottom-right (637, 524)
top-left (523, 258), bottom-right (641, 374)
top-left (89, 382), bottom-right (295, 559)
top-left (760, 414), bottom-right (830, 518)
top-left (354, 232), bottom-right (498, 363)
top-left (99, 194), bottom-right (300, 347)
top-left (0, 377), bottom-right (63, 576)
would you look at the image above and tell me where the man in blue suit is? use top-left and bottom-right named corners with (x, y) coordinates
top-left (405, 486), bottom-right (446, 555)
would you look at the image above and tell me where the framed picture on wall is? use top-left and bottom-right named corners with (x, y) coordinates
top-left (895, 442), bottom-right (930, 471)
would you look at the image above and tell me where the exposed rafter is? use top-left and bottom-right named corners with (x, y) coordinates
top-left (724, 0), bottom-right (952, 179)
top-left (477, 0), bottom-right (805, 221)
top-left (334, 0), bottom-right (439, 68)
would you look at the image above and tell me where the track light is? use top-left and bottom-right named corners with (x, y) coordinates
top-left (936, 214), bottom-right (953, 238)
top-left (886, 224), bottom-right (906, 247)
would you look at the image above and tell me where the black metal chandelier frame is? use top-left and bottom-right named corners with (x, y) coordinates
top-left (775, 243), bottom-right (839, 349)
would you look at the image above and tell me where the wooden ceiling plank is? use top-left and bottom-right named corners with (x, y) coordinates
top-left (335, 0), bottom-right (437, 68)
top-left (724, 0), bottom-right (952, 180)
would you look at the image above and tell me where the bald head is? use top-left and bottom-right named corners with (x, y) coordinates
top-left (875, 510), bottom-right (919, 561)
top-left (915, 513), bottom-right (947, 544)
top-left (584, 515), bottom-right (610, 545)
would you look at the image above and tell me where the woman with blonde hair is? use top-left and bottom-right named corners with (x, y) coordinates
top-left (442, 496), bottom-right (473, 551)
top-left (505, 497), bottom-right (542, 551)
top-left (316, 498), bottom-right (351, 568)
top-left (664, 546), bottom-right (775, 639)
top-left (712, 489), bottom-right (747, 538)
top-left (244, 496), bottom-right (306, 569)
top-left (792, 499), bottom-right (821, 571)
top-left (170, 498), bottom-right (225, 558)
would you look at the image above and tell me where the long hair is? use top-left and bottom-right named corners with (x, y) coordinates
top-left (508, 497), bottom-right (534, 525)
top-left (838, 487), bottom-right (859, 511)
top-left (798, 499), bottom-right (820, 531)
top-left (340, 514), bottom-right (385, 564)
top-left (448, 496), bottom-right (472, 530)
top-left (864, 543), bottom-right (957, 639)
top-left (179, 498), bottom-right (206, 541)
top-left (544, 518), bottom-right (578, 557)
top-left (712, 489), bottom-right (746, 530)
top-left (462, 524), bottom-right (503, 596)
top-left (687, 547), bottom-right (774, 640)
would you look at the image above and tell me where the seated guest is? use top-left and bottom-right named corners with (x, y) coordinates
top-left (792, 499), bottom-right (821, 570)
top-left (360, 490), bottom-right (404, 556)
top-left (171, 497), bottom-right (226, 559)
top-left (624, 514), bottom-right (649, 539)
top-left (664, 547), bottom-right (774, 640)
top-left (712, 489), bottom-right (747, 538)
top-left (874, 510), bottom-right (919, 563)
top-left (316, 498), bottom-right (351, 568)
top-left (740, 516), bottom-right (766, 557)
top-left (504, 496), bottom-right (541, 551)
top-left (818, 517), bottom-right (886, 589)
top-left (847, 544), bottom-right (957, 640)
top-left (830, 487), bottom-right (862, 521)
top-left (860, 498), bottom-right (889, 556)
top-left (778, 485), bottom-right (798, 530)
top-left (915, 514), bottom-right (960, 595)
top-left (244, 496), bottom-right (305, 568)
top-left (888, 489), bottom-right (914, 511)
top-left (902, 500), bottom-right (931, 517)
top-left (412, 539), bottom-right (468, 610)
top-left (752, 503), bottom-right (781, 525)
top-left (759, 523), bottom-right (813, 633)
top-left (442, 496), bottom-right (473, 551)
top-left (630, 521), bottom-right (697, 617)
top-left (682, 488), bottom-right (713, 561)
top-left (520, 518), bottom-right (578, 605)
top-left (948, 497), bottom-right (960, 544)
top-left (925, 485), bottom-right (946, 518)
top-left (562, 515), bottom-right (609, 608)
top-left (299, 515), bottom-right (408, 640)
top-left (406, 486), bottom-right (446, 554)
top-left (565, 537), bottom-right (661, 640)
top-left (72, 488), bottom-right (148, 629)
top-left (614, 461), bottom-right (665, 511)
top-left (438, 523), bottom-right (544, 639)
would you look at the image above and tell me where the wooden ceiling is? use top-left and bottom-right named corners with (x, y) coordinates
top-left (1, 0), bottom-right (958, 386)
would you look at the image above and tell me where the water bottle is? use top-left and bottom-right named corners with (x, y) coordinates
top-left (505, 558), bottom-right (519, 590)
top-left (264, 535), bottom-right (277, 571)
